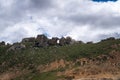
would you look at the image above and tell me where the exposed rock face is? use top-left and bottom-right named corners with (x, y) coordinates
top-left (8, 43), bottom-right (26, 51)
top-left (35, 34), bottom-right (48, 47)
top-left (48, 37), bottom-right (59, 46)
top-left (22, 37), bottom-right (35, 43)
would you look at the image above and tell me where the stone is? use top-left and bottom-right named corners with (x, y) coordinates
top-left (59, 37), bottom-right (66, 46)
top-left (8, 43), bottom-right (26, 51)
top-left (101, 37), bottom-right (115, 42)
top-left (0, 41), bottom-right (5, 46)
top-left (86, 41), bottom-right (93, 44)
top-left (35, 34), bottom-right (48, 47)
top-left (48, 37), bottom-right (59, 46)
top-left (22, 37), bottom-right (35, 43)
top-left (65, 37), bottom-right (72, 45)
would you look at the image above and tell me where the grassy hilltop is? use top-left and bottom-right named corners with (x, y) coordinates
top-left (0, 36), bottom-right (120, 80)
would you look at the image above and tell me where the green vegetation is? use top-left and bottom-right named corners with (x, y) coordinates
top-left (0, 38), bottom-right (120, 79)
top-left (14, 71), bottom-right (58, 80)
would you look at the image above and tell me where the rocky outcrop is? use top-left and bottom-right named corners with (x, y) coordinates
top-left (21, 34), bottom-right (74, 47)
top-left (65, 37), bottom-right (72, 44)
top-left (59, 37), bottom-right (66, 46)
top-left (47, 37), bottom-right (59, 46)
top-left (86, 41), bottom-right (93, 44)
top-left (35, 34), bottom-right (48, 47)
top-left (7, 43), bottom-right (26, 51)
top-left (22, 37), bottom-right (35, 43)
top-left (59, 37), bottom-right (72, 46)
top-left (0, 41), bottom-right (5, 46)
top-left (101, 37), bottom-right (115, 42)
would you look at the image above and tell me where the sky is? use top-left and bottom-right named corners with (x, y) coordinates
top-left (0, 0), bottom-right (120, 43)
top-left (92, 0), bottom-right (117, 2)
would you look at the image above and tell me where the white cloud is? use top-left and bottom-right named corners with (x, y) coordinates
top-left (0, 0), bottom-right (120, 43)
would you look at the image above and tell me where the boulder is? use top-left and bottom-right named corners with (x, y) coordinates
top-left (22, 37), bottom-right (35, 43)
top-left (48, 37), bottom-right (59, 46)
top-left (65, 37), bottom-right (72, 45)
top-left (0, 41), bottom-right (5, 46)
top-left (35, 34), bottom-right (48, 47)
top-left (106, 37), bottom-right (115, 40)
top-left (59, 37), bottom-right (66, 46)
top-left (59, 37), bottom-right (73, 46)
top-left (101, 37), bottom-right (115, 42)
top-left (86, 41), bottom-right (93, 44)
top-left (8, 43), bottom-right (26, 51)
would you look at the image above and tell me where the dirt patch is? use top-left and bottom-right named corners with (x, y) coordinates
top-left (0, 69), bottom-right (29, 80)
top-left (37, 59), bottom-right (69, 72)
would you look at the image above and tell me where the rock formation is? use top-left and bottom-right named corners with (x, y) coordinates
top-left (22, 37), bottom-right (35, 43)
top-left (101, 37), bottom-right (115, 42)
top-left (59, 37), bottom-right (72, 46)
top-left (86, 41), bottom-right (93, 44)
top-left (21, 34), bottom-right (74, 47)
top-left (65, 37), bottom-right (72, 44)
top-left (1, 34), bottom-right (80, 50)
top-left (0, 41), bottom-right (5, 46)
top-left (8, 43), bottom-right (26, 51)
top-left (59, 37), bottom-right (66, 46)
top-left (35, 34), bottom-right (48, 47)
top-left (47, 37), bottom-right (59, 46)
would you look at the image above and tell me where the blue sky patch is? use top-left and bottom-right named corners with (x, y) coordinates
top-left (92, 0), bottom-right (117, 2)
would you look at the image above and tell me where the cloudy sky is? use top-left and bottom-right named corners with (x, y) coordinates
top-left (0, 0), bottom-right (120, 43)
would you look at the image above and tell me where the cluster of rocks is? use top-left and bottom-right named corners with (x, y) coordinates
top-left (6, 34), bottom-right (79, 51)
top-left (21, 34), bottom-right (76, 47)
top-left (22, 37), bottom-right (35, 43)
top-left (6, 35), bottom-right (117, 52)
top-left (7, 43), bottom-right (26, 51)
top-left (101, 37), bottom-right (116, 42)
top-left (0, 41), bottom-right (5, 46)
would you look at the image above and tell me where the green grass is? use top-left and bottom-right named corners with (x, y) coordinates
top-left (1, 39), bottom-right (120, 69)
top-left (0, 39), bottom-right (120, 79)
top-left (14, 71), bottom-right (58, 80)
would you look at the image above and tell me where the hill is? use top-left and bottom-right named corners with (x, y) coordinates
top-left (0, 35), bottom-right (120, 80)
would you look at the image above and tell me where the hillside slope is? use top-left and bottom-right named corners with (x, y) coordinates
top-left (0, 36), bottom-right (120, 80)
